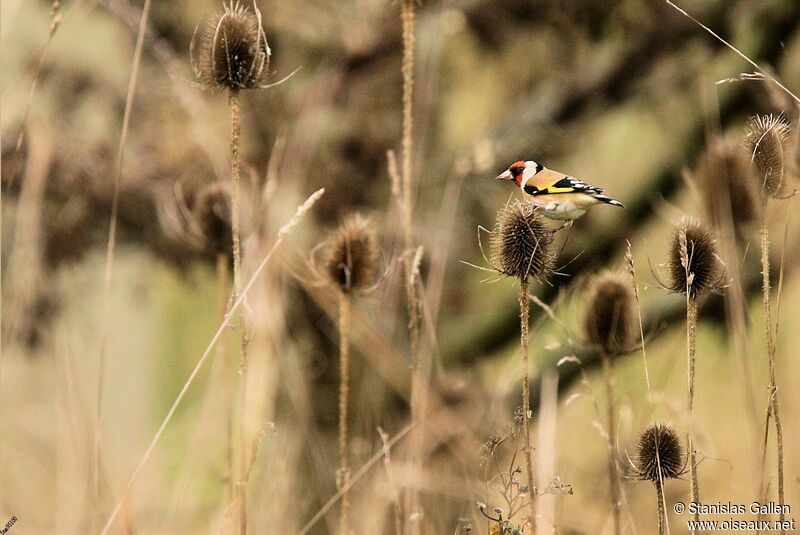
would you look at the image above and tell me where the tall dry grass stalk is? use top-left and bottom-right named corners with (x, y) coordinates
top-left (635, 423), bottom-right (684, 535)
top-left (492, 200), bottom-right (556, 535)
top-left (397, 0), bottom-right (425, 530)
top-left (192, 4), bottom-right (271, 530)
top-left (667, 217), bottom-right (721, 530)
top-left (745, 114), bottom-right (793, 528)
top-left (93, 0), bottom-right (152, 528)
top-left (319, 214), bottom-right (380, 534)
top-left (625, 242), bottom-right (652, 405)
top-left (584, 273), bottom-right (636, 535)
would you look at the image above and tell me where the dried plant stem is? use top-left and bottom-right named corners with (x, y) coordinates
top-left (601, 352), bottom-right (621, 535)
top-left (625, 242), bottom-right (652, 405)
top-left (686, 296), bottom-right (699, 529)
top-left (399, 0), bottom-right (424, 531)
top-left (338, 292), bottom-right (352, 535)
top-left (228, 89), bottom-right (250, 535)
top-left (759, 198), bottom-right (785, 527)
top-left (229, 91), bottom-right (243, 299)
top-left (519, 279), bottom-right (537, 535)
top-left (655, 481), bottom-right (666, 535)
top-left (216, 253), bottom-right (235, 503)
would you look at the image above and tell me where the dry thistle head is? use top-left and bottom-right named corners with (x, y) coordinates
top-left (192, 182), bottom-right (232, 255)
top-left (668, 218), bottom-right (722, 299)
top-left (192, 1), bottom-right (270, 92)
top-left (635, 423), bottom-right (684, 483)
top-left (491, 201), bottom-right (555, 282)
top-left (322, 214), bottom-right (379, 293)
top-left (583, 273), bottom-right (636, 356)
top-left (744, 114), bottom-right (793, 198)
top-left (697, 138), bottom-right (758, 237)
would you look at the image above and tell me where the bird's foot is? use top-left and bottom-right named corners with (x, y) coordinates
top-left (555, 220), bottom-right (574, 232)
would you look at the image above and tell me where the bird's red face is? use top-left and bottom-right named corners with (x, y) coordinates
top-left (495, 161), bottom-right (534, 186)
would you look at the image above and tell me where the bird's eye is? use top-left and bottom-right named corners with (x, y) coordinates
top-left (511, 166), bottom-right (524, 177)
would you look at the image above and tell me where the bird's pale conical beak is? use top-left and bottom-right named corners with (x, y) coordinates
top-left (495, 170), bottom-right (512, 181)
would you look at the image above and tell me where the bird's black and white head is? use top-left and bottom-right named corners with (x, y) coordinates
top-left (495, 160), bottom-right (543, 186)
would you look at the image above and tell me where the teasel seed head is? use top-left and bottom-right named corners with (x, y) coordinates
top-left (491, 200), bottom-right (556, 282)
top-left (322, 214), bottom-right (379, 293)
top-left (192, 1), bottom-right (270, 92)
top-left (744, 114), bottom-right (793, 198)
top-left (697, 138), bottom-right (758, 238)
top-left (668, 218), bottom-right (722, 299)
top-left (192, 182), bottom-right (233, 256)
top-left (583, 273), bottom-right (636, 356)
top-left (635, 423), bottom-right (684, 483)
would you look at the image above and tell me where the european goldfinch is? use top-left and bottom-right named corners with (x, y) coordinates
top-left (495, 160), bottom-right (623, 222)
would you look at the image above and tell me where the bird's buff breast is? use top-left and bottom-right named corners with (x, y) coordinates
top-left (528, 195), bottom-right (589, 220)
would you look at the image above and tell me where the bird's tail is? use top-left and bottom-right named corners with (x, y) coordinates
top-left (594, 194), bottom-right (624, 207)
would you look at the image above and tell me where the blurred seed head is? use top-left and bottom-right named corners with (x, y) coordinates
top-left (192, 182), bottom-right (233, 256)
top-left (583, 273), bottom-right (636, 356)
top-left (697, 138), bottom-right (758, 239)
top-left (744, 114), bottom-right (792, 198)
top-left (491, 201), bottom-right (555, 282)
top-left (192, 1), bottom-right (270, 92)
top-left (635, 423), bottom-right (684, 482)
top-left (668, 218), bottom-right (722, 299)
top-left (322, 214), bottom-right (379, 293)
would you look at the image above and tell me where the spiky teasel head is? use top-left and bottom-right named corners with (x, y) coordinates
top-left (491, 201), bottom-right (556, 282)
top-left (744, 114), bottom-right (793, 198)
top-left (635, 423), bottom-right (684, 483)
top-left (192, 1), bottom-right (270, 92)
top-left (321, 214), bottom-right (380, 294)
top-left (697, 138), bottom-right (758, 238)
top-left (583, 273), bottom-right (636, 356)
top-left (667, 218), bottom-right (723, 299)
top-left (192, 182), bottom-right (232, 255)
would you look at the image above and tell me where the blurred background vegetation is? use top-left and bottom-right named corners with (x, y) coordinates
top-left (2, 0), bottom-right (800, 533)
